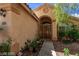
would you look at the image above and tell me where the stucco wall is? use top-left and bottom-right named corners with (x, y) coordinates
top-left (0, 4), bottom-right (38, 53)
top-left (9, 4), bottom-right (38, 53)
top-left (0, 11), bottom-right (12, 43)
top-left (0, 4), bottom-right (10, 43)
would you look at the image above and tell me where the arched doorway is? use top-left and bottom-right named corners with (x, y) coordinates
top-left (39, 16), bottom-right (52, 40)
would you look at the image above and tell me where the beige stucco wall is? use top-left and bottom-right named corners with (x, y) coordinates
top-left (0, 12), bottom-right (11, 43)
top-left (11, 4), bottom-right (38, 45)
top-left (0, 3), bottom-right (12, 43)
top-left (0, 4), bottom-right (38, 53)
top-left (10, 4), bottom-right (38, 53)
top-left (34, 4), bottom-right (57, 40)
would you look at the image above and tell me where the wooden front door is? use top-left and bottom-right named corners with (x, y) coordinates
top-left (40, 16), bottom-right (52, 40)
top-left (41, 23), bottom-right (51, 39)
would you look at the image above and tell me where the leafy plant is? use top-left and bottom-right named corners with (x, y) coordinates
top-left (0, 44), bottom-right (3, 53)
top-left (0, 38), bottom-right (12, 55)
top-left (59, 23), bottom-right (79, 43)
top-left (63, 40), bottom-right (72, 44)
top-left (58, 24), bottom-right (71, 42)
top-left (20, 36), bottom-right (44, 55)
top-left (54, 4), bottom-right (79, 43)
top-left (30, 40), bottom-right (38, 48)
top-left (68, 25), bottom-right (79, 42)
top-left (64, 48), bottom-right (70, 56)
top-left (21, 40), bottom-right (31, 52)
top-left (54, 4), bottom-right (70, 26)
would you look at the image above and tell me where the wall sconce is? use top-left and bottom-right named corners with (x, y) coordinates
top-left (0, 8), bottom-right (7, 31)
top-left (0, 8), bottom-right (7, 17)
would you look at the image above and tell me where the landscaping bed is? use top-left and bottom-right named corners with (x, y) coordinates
top-left (0, 36), bottom-right (44, 56)
top-left (18, 38), bottom-right (44, 56)
top-left (53, 41), bottom-right (79, 56)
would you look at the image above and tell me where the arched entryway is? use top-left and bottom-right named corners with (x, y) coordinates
top-left (39, 16), bottom-right (52, 40)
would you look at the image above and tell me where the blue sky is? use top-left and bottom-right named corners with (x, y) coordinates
top-left (28, 3), bottom-right (43, 10)
top-left (28, 3), bottom-right (79, 17)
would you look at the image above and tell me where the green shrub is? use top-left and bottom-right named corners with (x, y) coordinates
top-left (0, 38), bottom-right (12, 55)
top-left (21, 37), bottom-right (39, 52)
top-left (58, 25), bottom-right (70, 40)
top-left (63, 40), bottom-right (72, 44)
top-left (59, 24), bottom-right (79, 42)
top-left (68, 27), bottom-right (78, 41)
top-left (64, 48), bottom-right (70, 56)
top-left (0, 45), bottom-right (3, 53)
top-left (30, 40), bottom-right (38, 49)
top-left (21, 40), bottom-right (31, 52)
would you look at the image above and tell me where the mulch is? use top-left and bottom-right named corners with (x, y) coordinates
top-left (53, 41), bottom-right (79, 55)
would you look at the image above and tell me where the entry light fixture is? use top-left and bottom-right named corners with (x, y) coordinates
top-left (0, 8), bottom-right (7, 31)
top-left (0, 8), bottom-right (7, 17)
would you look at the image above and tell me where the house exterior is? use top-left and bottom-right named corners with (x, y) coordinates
top-left (33, 3), bottom-right (79, 41)
top-left (0, 3), bottom-right (38, 54)
top-left (33, 4), bottom-right (58, 41)
top-left (0, 3), bottom-right (79, 54)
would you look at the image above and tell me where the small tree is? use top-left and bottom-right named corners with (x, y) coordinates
top-left (54, 4), bottom-right (78, 41)
top-left (54, 4), bottom-right (70, 25)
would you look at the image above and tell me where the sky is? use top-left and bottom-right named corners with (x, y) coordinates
top-left (28, 3), bottom-right (79, 17)
top-left (28, 3), bottom-right (43, 10)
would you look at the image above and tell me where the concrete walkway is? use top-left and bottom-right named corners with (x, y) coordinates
top-left (38, 40), bottom-right (56, 56)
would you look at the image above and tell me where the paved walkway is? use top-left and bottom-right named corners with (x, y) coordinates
top-left (38, 40), bottom-right (56, 56)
